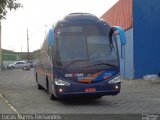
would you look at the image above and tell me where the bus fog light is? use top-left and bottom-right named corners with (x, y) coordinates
top-left (59, 88), bottom-right (63, 93)
top-left (115, 85), bottom-right (119, 89)
top-left (108, 76), bottom-right (121, 84)
top-left (55, 78), bottom-right (71, 86)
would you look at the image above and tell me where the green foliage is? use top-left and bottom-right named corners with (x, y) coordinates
top-left (0, 0), bottom-right (22, 19)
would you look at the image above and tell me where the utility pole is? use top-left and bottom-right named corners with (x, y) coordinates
top-left (27, 29), bottom-right (29, 62)
top-left (21, 45), bottom-right (22, 53)
top-left (0, 20), bottom-right (2, 71)
top-left (26, 25), bottom-right (47, 62)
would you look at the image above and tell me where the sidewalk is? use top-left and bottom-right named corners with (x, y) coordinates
top-left (0, 94), bottom-right (15, 114)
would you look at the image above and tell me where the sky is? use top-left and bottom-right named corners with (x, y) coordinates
top-left (1, 0), bottom-right (118, 52)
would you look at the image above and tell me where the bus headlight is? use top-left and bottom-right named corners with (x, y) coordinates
top-left (108, 76), bottom-right (121, 84)
top-left (55, 78), bottom-right (71, 86)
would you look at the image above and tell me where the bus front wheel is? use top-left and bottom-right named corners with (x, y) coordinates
top-left (49, 92), bottom-right (58, 100)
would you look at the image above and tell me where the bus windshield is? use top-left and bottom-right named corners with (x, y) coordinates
top-left (56, 24), bottom-right (118, 69)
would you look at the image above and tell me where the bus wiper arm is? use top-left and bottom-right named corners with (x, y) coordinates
top-left (86, 63), bottom-right (116, 68)
top-left (64, 59), bottom-right (88, 69)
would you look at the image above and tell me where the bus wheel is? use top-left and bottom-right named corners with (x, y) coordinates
top-left (94, 96), bottom-right (102, 99)
top-left (49, 93), bottom-right (58, 100)
top-left (35, 73), bottom-right (44, 90)
top-left (37, 84), bottom-right (44, 90)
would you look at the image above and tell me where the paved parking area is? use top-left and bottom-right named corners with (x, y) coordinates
top-left (0, 94), bottom-right (15, 114)
top-left (0, 69), bottom-right (160, 119)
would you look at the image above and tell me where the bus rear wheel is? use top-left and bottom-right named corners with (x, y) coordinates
top-left (37, 84), bottom-right (44, 90)
top-left (36, 73), bottom-right (44, 90)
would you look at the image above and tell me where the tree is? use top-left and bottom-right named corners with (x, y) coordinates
top-left (0, 0), bottom-right (22, 70)
top-left (0, 0), bottom-right (22, 19)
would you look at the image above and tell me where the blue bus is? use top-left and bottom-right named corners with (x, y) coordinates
top-left (34, 13), bottom-right (126, 100)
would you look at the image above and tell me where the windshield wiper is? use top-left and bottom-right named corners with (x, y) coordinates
top-left (64, 59), bottom-right (88, 69)
top-left (85, 62), bottom-right (116, 68)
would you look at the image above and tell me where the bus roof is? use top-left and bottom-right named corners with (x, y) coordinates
top-left (63, 13), bottom-right (99, 22)
top-left (54, 13), bottom-right (109, 29)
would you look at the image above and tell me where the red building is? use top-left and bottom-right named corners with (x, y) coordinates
top-left (101, 0), bottom-right (132, 30)
top-left (101, 0), bottom-right (134, 79)
top-left (101, 0), bottom-right (160, 79)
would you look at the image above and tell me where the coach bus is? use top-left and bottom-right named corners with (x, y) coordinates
top-left (34, 13), bottom-right (126, 100)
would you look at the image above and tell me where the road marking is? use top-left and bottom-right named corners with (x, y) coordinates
top-left (0, 94), bottom-right (24, 119)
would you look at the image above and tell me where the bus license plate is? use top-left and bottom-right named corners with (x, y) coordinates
top-left (85, 88), bottom-right (96, 92)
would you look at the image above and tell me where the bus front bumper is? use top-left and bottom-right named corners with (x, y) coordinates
top-left (53, 81), bottom-right (121, 98)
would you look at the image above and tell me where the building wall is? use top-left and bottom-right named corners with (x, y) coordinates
top-left (101, 0), bottom-right (134, 79)
top-left (133, 0), bottom-right (160, 78)
top-left (116, 28), bottom-right (134, 79)
top-left (2, 49), bottom-right (21, 61)
top-left (101, 0), bottom-right (132, 30)
top-left (2, 49), bottom-right (21, 69)
top-left (102, 0), bottom-right (160, 78)
top-left (125, 28), bottom-right (134, 79)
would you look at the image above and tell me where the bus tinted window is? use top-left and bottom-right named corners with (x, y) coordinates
top-left (61, 26), bottom-right (82, 33)
top-left (58, 35), bottom-right (87, 61)
top-left (56, 24), bottom-right (118, 67)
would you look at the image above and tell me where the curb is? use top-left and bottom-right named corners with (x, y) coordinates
top-left (0, 93), bottom-right (21, 117)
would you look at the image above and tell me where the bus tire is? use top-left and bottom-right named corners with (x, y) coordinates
top-left (37, 84), bottom-right (44, 90)
top-left (49, 93), bottom-right (58, 100)
top-left (46, 76), bottom-right (49, 92)
top-left (94, 96), bottom-right (102, 99)
top-left (35, 73), bottom-right (43, 90)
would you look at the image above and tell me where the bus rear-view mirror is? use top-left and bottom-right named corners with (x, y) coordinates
top-left (111, 26), bottom-right (126, 59)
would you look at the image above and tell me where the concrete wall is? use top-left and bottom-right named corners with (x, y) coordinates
top-left (117, 28), bottom-right (134, 79)
top-left (124, 28), bottom-right (134, 79)
top-left (1, 49), bottom-right (21, 70)
top-left (133, 0), bottom-right (160, 78)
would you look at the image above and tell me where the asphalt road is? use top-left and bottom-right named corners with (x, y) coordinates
top-left (0, 69), bottom-right (160, 120)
